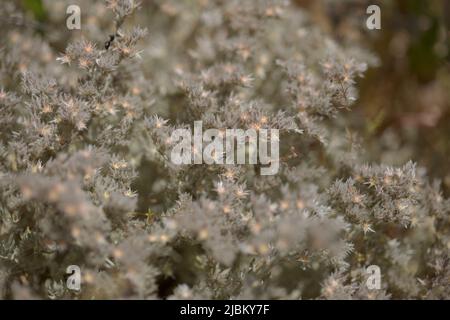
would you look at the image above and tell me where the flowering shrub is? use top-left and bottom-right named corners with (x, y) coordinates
top-left (0, 0), bottom-right (448, 299)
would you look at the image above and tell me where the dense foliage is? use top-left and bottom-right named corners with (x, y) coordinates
top-left (0, 0), bottom-right (448, 299)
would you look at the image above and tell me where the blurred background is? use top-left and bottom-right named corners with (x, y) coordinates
top-left (297, 0), bottom-right (450, 196)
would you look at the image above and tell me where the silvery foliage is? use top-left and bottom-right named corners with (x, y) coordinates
top-left (0, 0), bottom-right (448, 299)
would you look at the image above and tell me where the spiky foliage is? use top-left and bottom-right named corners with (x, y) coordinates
top-left (0, 0), bottom-right (448, 300)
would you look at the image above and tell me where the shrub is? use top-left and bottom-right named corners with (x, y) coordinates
top-left (0, 0), bottom-right (448, 299)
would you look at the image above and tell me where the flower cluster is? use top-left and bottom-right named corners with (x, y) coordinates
top-left (0, 0), bottom-right (448, 300)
